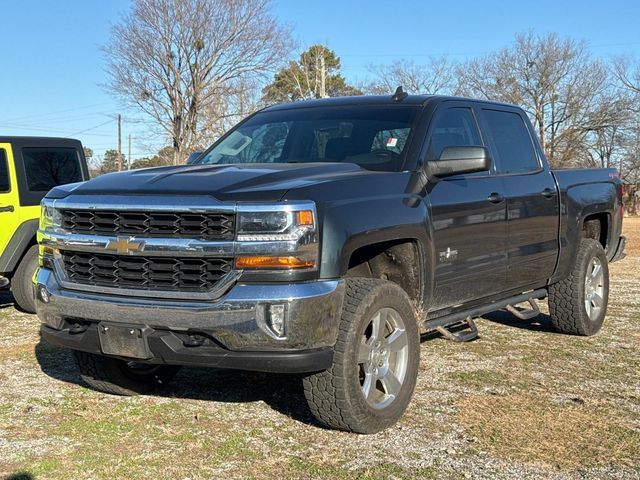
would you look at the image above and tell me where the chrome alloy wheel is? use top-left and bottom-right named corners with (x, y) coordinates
top-left (357, 307), bottom-right (409, 409)
top-left (584, 257), bottom-right (605, 321)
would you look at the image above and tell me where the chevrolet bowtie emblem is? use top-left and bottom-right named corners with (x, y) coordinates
top-left (106, 237), bottom-right (144, 254)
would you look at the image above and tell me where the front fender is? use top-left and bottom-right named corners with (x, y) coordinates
top-left (319, 193), bottom-right (432, 290)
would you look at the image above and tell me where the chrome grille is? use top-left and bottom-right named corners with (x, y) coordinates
top-left (61, 251), bottom-right (233, 292)
top-left (60, 210), bottom-right (235, 240)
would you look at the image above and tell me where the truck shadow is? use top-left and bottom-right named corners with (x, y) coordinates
top-left (33, 310), bottom-right (558, 430)
top-left (480, 309), bottom-right (557, 333)
top-left (34, 335), bottom-right (325, 429)
top-left (0, 289), bottom-right (15, 309)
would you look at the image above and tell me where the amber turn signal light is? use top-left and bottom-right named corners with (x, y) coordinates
top-left (296, 210), bottom-right (314, 225)
top-left (235, 256), bottom-right (315, 269)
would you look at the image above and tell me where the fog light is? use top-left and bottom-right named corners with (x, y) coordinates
top-left (38, 285), bottom-right (50, 304)
top-left (267, 304), bottom-right (286, 338)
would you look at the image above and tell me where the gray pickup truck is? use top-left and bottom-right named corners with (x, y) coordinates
top-left (36, 92), bottom-right (625, 433)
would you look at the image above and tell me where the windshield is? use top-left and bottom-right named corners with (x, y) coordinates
top-left (198, 105), bottom-right (420, 172)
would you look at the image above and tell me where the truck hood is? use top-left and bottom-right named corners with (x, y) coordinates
top-left (49, 162), bottom-right (379, 201)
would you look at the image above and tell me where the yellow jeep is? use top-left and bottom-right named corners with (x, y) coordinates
top-left (0, 137), bottom-right (88, 312)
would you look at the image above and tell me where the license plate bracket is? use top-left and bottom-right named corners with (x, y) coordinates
top-left (97, 323), bottom-right (153, 360)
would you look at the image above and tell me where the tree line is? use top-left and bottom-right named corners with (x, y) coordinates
top-left (97, 0), bottom-right (640, 183)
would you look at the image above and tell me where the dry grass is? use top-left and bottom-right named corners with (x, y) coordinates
top-left (624, 216), bottom-right (640, 256)
top-left (0, 219), bottom-right (638, 479)
top-left (457, 394), bottom-right (640, 469)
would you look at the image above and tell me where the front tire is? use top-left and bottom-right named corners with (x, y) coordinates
top-left (11, 245), bottom-right (38, 314)
top-left (548, 238), bottom-right (609, 336)
top-left (73, 351), bottom-right (180, 396)
top-left (303, 278), bottom-right (420, 433)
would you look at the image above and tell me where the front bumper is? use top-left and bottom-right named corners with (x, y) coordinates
top-left (35, 268), bottom-right (344, 373)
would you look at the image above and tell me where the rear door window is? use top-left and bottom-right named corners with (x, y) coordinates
top-left (482, 109), bottom-right (540, 174)
top-left (22, 147), bottom-right (83, 191)
top-left (0, 150), bottom-right (9, 192)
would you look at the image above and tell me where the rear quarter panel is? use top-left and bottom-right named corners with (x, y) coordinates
top-left (551, 168), bottom-right (623, 283)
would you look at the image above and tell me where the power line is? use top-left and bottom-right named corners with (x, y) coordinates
top-left (66, 119), bottom-right (116, 138)
top-left (0, 102), bottom-right (114, 123)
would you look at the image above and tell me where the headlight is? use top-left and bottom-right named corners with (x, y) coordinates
top-left (237, 209), bottom-right (314, 241)
top-left (235, 203), bottom-right (318, 270)
top-left (39, 199), bottom-right (62, 231)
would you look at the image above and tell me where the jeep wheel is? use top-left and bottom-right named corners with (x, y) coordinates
top-left (548, 238), bottom-right (609, 336)
top-left (73, 351), bottom-right (180, 396)
top-left (11, 245), bottom-right (38, 314)
top-left (303, 278), bottom-right (420, 433)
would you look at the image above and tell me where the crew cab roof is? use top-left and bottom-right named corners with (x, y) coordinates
top-left (261, 94), bottom-right (521, 112)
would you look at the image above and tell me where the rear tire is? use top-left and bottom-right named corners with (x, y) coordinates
top-left (73, 351), bottom-right (180, 396)
top-left (548, 239), bottom-right (609, 336)
top-left (11, 245), bottom-right (38, 314)
top-left (303, 278), bottom-right (420, 433)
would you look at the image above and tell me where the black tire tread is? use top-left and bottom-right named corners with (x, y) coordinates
top-left (548, 238), bottom-right (608, 336)
top-left (11, 245), bottom-right (38, 314)
top-left (73, 350), bottom-right (178, 396)
top-left (303, 278), bottom-right (418, 433)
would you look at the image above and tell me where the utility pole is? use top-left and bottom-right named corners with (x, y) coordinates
top-left (128, 134), bottom-right (132, 170)
top-left (117, 114), bottom-right (122, 171)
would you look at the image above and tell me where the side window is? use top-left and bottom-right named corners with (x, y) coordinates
top-left (0, 150), bottom-right (9, 192)
top-left (22, 147), bottom-right (83, 191)
top-left (483, 109), bottom-right (539, 174)
top-left (428, 108), bottom-right (482, 159)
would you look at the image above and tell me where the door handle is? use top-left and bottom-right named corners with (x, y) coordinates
top-left (541, 188), bottom-right (556, 199)
top-left (0, 205), bottom-right (14, 213)
top-left (487, 192), bottom-right (504, 204)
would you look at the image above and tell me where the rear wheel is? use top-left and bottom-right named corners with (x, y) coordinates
top-left (73, 351), bottom-right (180, 396)
top-left (303, 278), bottom-right (420, 433)
top-left (11, 245), bottom-right (38, 313)
top-left (548, 238), bottom-right (609, 336)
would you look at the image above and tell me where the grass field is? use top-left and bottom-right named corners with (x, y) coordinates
top-left (1, 219), bottom-right (639, 480)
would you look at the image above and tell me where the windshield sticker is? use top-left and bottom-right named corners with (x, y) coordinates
top-left (386, 138), bottom-right (398, 148)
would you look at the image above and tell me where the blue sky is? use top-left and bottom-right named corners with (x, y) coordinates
top-left (0, 0), bottom-right (638, 163)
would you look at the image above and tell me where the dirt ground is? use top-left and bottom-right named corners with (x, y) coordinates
top-left (0, 218), bottom-right (638, 480)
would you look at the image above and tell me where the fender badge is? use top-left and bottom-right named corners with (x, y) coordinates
top-left (439, 247), bottom-right (458, 262)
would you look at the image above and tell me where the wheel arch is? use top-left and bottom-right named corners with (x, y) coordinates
top-left (0, 218), bottom-right (38, 275)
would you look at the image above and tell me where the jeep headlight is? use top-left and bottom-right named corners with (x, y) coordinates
top-left (235, 203), bottom-right (318, 270)
top-left (39, 199), bottom-right (62, 232)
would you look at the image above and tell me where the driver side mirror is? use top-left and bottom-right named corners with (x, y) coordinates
top-left (426, 146), bottom-right (491, 178)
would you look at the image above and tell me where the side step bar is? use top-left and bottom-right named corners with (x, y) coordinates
top-left (424, 289), bottom-right (547, 342)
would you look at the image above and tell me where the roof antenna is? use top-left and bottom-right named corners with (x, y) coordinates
top-left (391, 85), bottom-right (408, 102)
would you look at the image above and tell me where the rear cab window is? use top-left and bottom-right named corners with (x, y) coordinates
top-left (482, 109), bottom-right (540, 174)
top-left (0, 150), bottom-right (9, 192)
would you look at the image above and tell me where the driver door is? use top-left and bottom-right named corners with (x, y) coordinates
top-left (424, 103), bottom-right (508, 309)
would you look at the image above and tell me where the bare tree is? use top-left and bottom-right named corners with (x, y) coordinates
top-left (614, 56), bottom-right (640, 97)
top-left (456, 32), bottom-right (617, 168)
top-left (200, 78), bottom-right (263, 144)
top-left (103, 0), bottom-right (292, 164)
top-left (366, 57), bottom-right (455, 95)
